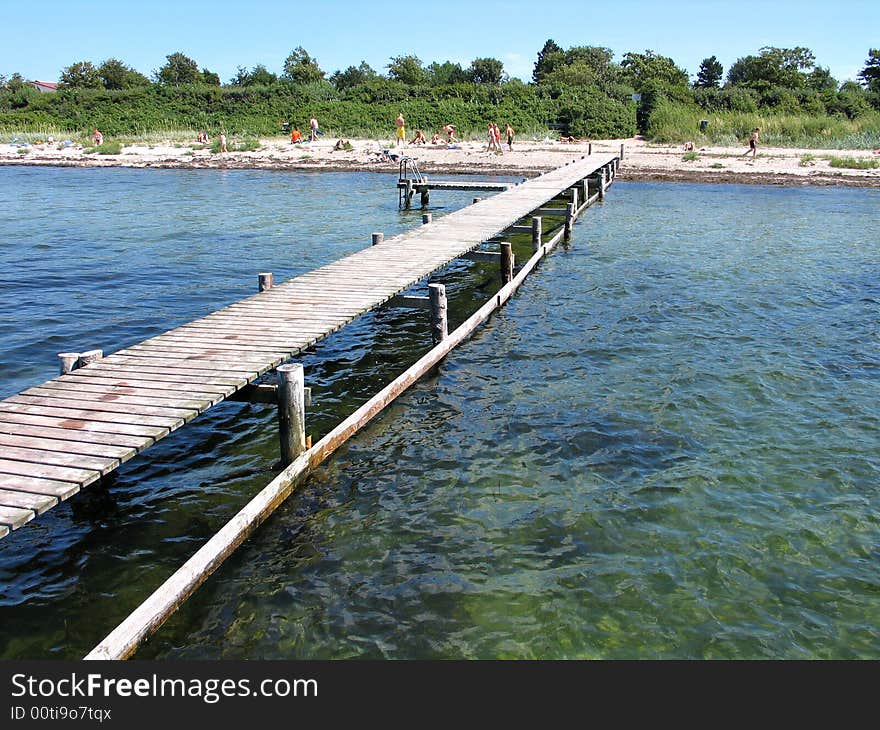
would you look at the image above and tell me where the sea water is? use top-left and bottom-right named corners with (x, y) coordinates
top-left (0, 167), bottom-right (878, 659)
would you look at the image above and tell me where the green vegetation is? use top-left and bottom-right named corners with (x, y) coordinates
top-left (828, 155), bottom-right (879, 169)
top-left (709, 162), bottom-right (724, 168)
top-left (799, 154), bottom-right (817, 166)
top-left (1, 43), bottom-right (878, 146)
top-left (683, 150), bottom-right (699, 161)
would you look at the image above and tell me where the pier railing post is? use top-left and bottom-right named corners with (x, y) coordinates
top-left (58, 352), bottom-right (80, 375)
top-left (277, 363), bottom-right (306, 466)
top-left (428, 283), bottom-right (448, 344)
top-left (258, 272), bottom-right (274, 291)
top-left (598, 169), bottom-right (607, 200)
top-left (371, 232), bottom-right (384, 246)
top-left (531, 216), bottom-right (542, 253)
top-left (500, 242), bottom-right (514, 284)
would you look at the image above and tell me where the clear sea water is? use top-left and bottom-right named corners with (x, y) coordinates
top-left (0, 166), bottom-right (878, 659)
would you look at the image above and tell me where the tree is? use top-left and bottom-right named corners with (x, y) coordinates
top-left (726, 47), bottom-right (815, 89)
top-left (806, 66), bottom-right (837, 93)
top-left (695, 56), bottom-right (723, 88)
top-left (426, 61), bottom-right (468, 86)
top-left (59, 61), bottom-right (103, 89)
top-left (620, 50), bottom-right (689, 91)
top-left (155, 52), bottom-right (202, 85)
top-left (858, 49), bottom-right (880, 92)
top-left (330, 61), bottom-right (377, 90)
top-left (387, 54), bottom-right (427, 85)
top-left (201, 68), bottom-right (221, 86)
top-left (468, 57), bottom-right (504, 84)
top-left (533, 39), bottom-right (564, 83)
top-left (563, 46), bottom-right (619, 85)
top-left (98, 58), bottom-right (150, 90)
top-left (282, 47), bottom-right (325, 84)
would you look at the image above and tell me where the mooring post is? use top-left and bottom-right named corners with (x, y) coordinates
top-left (404, 179), bottom-right (414, 209)
top-left (277, 363), bottom-right (306, 466)
top-left (598, 169), bottom-right (606, 200)
top-left (258, 272), bottom-right (274, 292)
top-left (582, 178), bottom-right (590, 203)
top-left (422, 213), bottom-right (432, 224)
top-left (420, 188), bottom-right (430, 208)
top-left (620, 143), bottom-right (625, 160)
top-left (371, 232), bottom-right (384, 246)
top-left (78, 349), bottom-right (103, 368)
top-left (531, 216), bottom-right (543, 253)
top-left (588, 142), bottom-right (592, 155)
top-left (58, 352), bottom-right (80, 375)
top-left (500, 242), bottom-right (514, 284)
top-left (564, 190), bottom-right (578, 241)
top-left (428, 283), bottom-right (448, 344)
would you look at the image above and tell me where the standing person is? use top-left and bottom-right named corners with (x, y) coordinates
top-left (742, 127), bottom-right (759, 159)
top-left (219, 131), bottom-right (228, 153)
top-left (506, 123), bottom-right (514, 151)
top-left (309, 116), bottom-right (319, 142)
top-left (487, 123), bottom-right (496, 151)
top-left (395, 113), bottom-right (406, 147)
top-left (443, 124), bottom-right (456, 142)
top-left (493, 123), bottom-right (503, 154)
top-left (92, 128), bottom-right (103, 146)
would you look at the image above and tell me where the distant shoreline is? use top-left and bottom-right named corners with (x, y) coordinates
top-left (2, 137), bottom-right (879, 188)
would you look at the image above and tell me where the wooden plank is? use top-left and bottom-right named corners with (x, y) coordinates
top-left (0, 403), bottom-right (183, 429)
top-left (0, 489), bottom-right (57, 515)
top-left (0, 433), bottom-right (137, 461)
top-left (21, 386), bottom-right (212, 411)
top-left (0, 505), bottom-right (35, 530)
top-left (5, 395), bottom-right (200, 420)
top-left (0, 525), bottom-right (7, 539)
top-left (63, 371), bottom-right (242, 391)
top-left (0, 474), bottom-right (80, 500)
top-left (0, 458), bottom-right (101, 487)
top-left (0, 445), bottom-right (119, 475)
top-left (0, 412), bottom-right (167, 439)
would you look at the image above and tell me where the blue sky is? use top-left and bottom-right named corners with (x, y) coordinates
top-left (4, 0), bottom-right (877, 86)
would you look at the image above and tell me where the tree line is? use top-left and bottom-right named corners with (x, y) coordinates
top-left (1, 43), bottom-right (878, 141)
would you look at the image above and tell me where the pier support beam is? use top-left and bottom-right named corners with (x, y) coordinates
top-left (428, 283), bottom-right (448, 344)
top-left (420, 188), bottom-right (430, 208)
top-left (258, 273), bottom-right (274, 292)
top-left (404, 179), bottom-right (414, 209)
top-left (500, 242), bottom-right (514, 284)
top-left (371, 232), bottom-right (384, 246)
top-left (277, 363), bottom-right (306, 466)
top-left (422, 213), bottom-right (432, 224)
top-left (564, 189), bottom-right (578, 241)
top-left (531, 216), bottom-right (543, 253)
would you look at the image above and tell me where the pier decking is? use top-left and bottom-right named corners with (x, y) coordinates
top-left (0, 152), bottom-right (618, 539)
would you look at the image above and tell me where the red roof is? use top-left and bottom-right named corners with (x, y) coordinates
top-left (30, 81), bottom-right (58, 91)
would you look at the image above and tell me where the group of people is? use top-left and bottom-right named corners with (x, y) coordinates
top-left (486, 122), bottom-right (515, 152)
top-left (286, 116), bottom-right (321, 144)
top-left (395, 113), bottom-right (515, 151)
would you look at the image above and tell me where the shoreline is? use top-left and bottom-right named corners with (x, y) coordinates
top-left (2, 136), bottom-right (879, 187)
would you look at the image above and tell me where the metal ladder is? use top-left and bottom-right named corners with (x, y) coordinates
top-left (398, 157), bottom-right (424, 209)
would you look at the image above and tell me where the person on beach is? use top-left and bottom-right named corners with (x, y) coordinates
top-left (309, 116), bottom-right (319, 142)
top-left (430, 132), bottom-right (441, 144)
top-left (396, 113), bottom-right (406, 147)
top-left (743, 128), bottom-right (759, 159)
top-left (493, 123), bottom-right (503, 154)
top-left (219, 132), bottom-right (228, 153)
top-left (506, 123), bottom-right (514, 151)
top-left (92, 128), bottom-right (103, 146)
top-left (410, 129), bottom-right (426, 145)
top-left (487, 123), bottom-right (497, 152)
top-left (442, 124), bottom-right (456, 142)
top-left (290, 127), bottom-right (303, 143)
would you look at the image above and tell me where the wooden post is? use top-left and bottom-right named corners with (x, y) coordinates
top-left (58, 352), bottom-right (80, 375)
top-left (531, 216), bottom-right (542, 253)
top-left (404, 179), bottom-right (414, 209)
top-left (428, 283), bottom-right (448, 344)
top-left (277, 363), bottom-right (305, 466)
top-left (582, 178), bottom-right (589, 203)
top-left (598, 170), bottom-right (606, 200)
top-left (588, 142), bottom-right (592, 155)
top-left (420, 188), bottom-right (430, 207)
top-left (78, 349), bottom-right (103, 368)
top-left (564, 204), bottom-right (575, 242)
top-left (258, 272), bottom-right (273, 292)
top-left (500, 242), bottom-right (513, 284)
top-left (371, 232), bottom-right (384, 246)
top-left (473, 197), bottom-right (481, 204)
top-left (422, 213), bottom-right (432, 224)
top-left (620, 143), bottom-right (625, 160)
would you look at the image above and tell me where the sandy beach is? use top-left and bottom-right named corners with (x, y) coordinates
top-left (2, 135), bottom-right (879, 187)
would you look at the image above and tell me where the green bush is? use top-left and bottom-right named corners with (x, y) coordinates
top-left (828, 156), bottom-right (879, 169)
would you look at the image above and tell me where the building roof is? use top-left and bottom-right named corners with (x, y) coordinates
top-left (30, 81), bottom-right (58, 91)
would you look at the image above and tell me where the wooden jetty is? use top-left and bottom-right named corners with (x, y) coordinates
top-left (0, 152), bottom-right (619, 544)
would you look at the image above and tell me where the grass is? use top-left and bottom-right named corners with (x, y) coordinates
top-left (827, 156), bottom-right (879, 169)
top-left (210, 137), bottom-right (262, 153)
top-left (16, 147), bottom-right (29, 154)
top-left (709, 162), bottom-right (724, 169)
top-left (682, 150), bottom-right (699, 162)
top-left (799, 154), bottom-right (817, 167)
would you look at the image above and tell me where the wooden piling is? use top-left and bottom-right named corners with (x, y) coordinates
top-left (473, 197), bottom-right (482, 204)
top-left (620, 143), bottom-right (625, 160)
top-left (258, 272), bottom-right (274, 292)
top-left (531, 216), bottom-right (542, 253)
top-left (77, 349), bottom-right (103, 368)
top-left (404, 179), bottom-right (414, 209)
top-left (57, 352), bottom-right (80, 375)
top-left (277, 363), bottom-right (306, 466)
top-left (564, 190), bottom-right (578, 241)
top-left (428, 283), bottom-right (448, 344)
top-left (371, 232), bottom-right (384, 246)
top-left (500, 242), bottom-right (514, 284)
top-left (422, 213), bottom-right (433, 224)
top-left (588, 142), bottom-right (592, 155)
top-left (420, 188), bottom-right (430, 207)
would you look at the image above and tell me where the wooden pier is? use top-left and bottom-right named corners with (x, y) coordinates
top-left (0, 152), bottom-right (619, 541)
